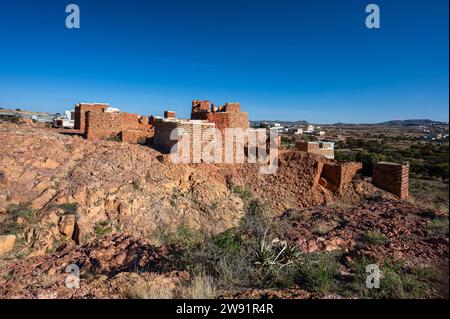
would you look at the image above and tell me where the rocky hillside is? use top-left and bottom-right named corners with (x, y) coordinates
top-left (0, 123), bottom-right (447, 299)
top-left (0, 124), bottom-right (371, 253)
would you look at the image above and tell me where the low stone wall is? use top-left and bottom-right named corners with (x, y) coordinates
top-left (373, 162), bottom-right (409, 199)
top-left (85, 111), bottom-right (122, 140)
top-left (321, 162), bottom-right (363, 192)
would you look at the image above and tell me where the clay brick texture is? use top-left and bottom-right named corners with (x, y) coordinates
top-left (372, 162), bottom-right (409, 200)
top-left (74, 103), bottom-right (108, 132)
top-left (190, 100), bottom-right (249, 133)
top-left (153, 119), bottom-right (215, 160)
top-left (85, 111), bottom-right (154, 144)
top-left (191, 100), bottom-right (211, 120)
top-left (164, 111), bottom-right (176, 119)
top-left (321, 162), bottom-right (363, 192)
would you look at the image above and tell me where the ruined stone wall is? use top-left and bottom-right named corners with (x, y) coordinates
top-left (373, 162), bottom-right (409, 199)
top-left (85, 111), bottom-right (123, 140)
top-left (191, 100), bottom-right (211, 120)
top-left (153, 119), bottom-right (216, 159)
top-left (164, 111), bottom-right (176, 119)
top-left (321, 162), bottom-right (363, 192)
top-left (85, 111), bottom-right (153, 144)
top-left (224, 102), bottom-right (241, 113)
top-left (153, 120), bottom-right (179, 152)
top-left (190, 100), bottom-right (249, 132)
top-left (206, 111), bottom-right (249, 133)
top-left (74, 103), bottom-right (108, 132)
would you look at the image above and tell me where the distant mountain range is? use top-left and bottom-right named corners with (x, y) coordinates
top-left (251, 119), bottom-right (448, 126)
top-left (373, 119), bottom-right (447, 126)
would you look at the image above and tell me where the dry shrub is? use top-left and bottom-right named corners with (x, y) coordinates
top-left (182, 273), bottom-right (216, 299)
top-left (126, 275), bottom-right (174, 299)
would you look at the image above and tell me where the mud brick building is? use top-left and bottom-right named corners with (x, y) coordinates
top-left (372, 162), bottom-right (409, 200)
top-left (153, 115), bottom-right (216, 161)
top-left (191, 100), bottom-right (249, 133)
top-left (74, 103), bottom-right (153, 144)
top-left (74, 103), bottom-right (109, 132)
top-left (154, 100), bottom-right (250, 155)
top-left (296, 141), bottom-right (335, 159)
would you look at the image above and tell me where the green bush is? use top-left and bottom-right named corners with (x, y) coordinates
top-left (59, 203), bottom-right (78, 215)
top-left (295, 252), bottom-right (339, 293)
top-left (0, 204), bottom-right (38, 235)
top-left (231, 185), bottom-right (252, 202)
top-left (164, 225), bottom-right (204, 247)
top-left (347, 258), bottom-right (431, 299)
top-left (94, 220), bottom-right (114, 237)
top-left (213, 230), bottom-right (241, 254)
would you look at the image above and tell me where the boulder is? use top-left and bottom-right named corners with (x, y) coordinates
top-left (0, 234), bottom-right (16, 255)
top-left (59, 214), bottom-right (76, 238)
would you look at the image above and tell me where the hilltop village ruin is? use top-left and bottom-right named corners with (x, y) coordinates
top-left (64, 100), bottom-right (409, 200)
top-left (2, 99), bottom-right (446, 300)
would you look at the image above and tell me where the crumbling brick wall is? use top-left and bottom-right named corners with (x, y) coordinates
top-left (321, 162), bottom-right (363, 192)
top-left (372, 162), bottom-right (409, 200)
top-left (153, 118), bottom-right (216, 159)
top-left (206, 112), bottom-right (249, 133)
top-left (74, 103), bottom-right (108, 132)
top-left (191, 100), bottom-right (211, 120)
top-left (190, 100), bottom-right (249, 133)
top-left (164, 111), bottom-right (176, 119)
top-left (85, 111), bottom-right (154, 144)
top-left (223, 102), bottom-right (241, 113)
top-left (85, 111), bottom-right (123, 140)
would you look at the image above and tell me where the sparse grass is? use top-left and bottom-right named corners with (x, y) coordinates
top-left (358, 230), bottom-right (389, 246)
top-left (428, 217), bottom-right (449, 237)
top-left (345, 257), bottom-right (437, 299)
top-left (435, 191), bottom-right (449, 212)
top-left (36, 273), bottom-right (61, 287)
top-left (0, 203), bottom-right (38, 236)
top-left (94, 220), bottom-right (114, 237)
top-left (163, 225), bottom-right (204, 247)
top-left (312, 223), bottom-right (331, 236)
top-left (295, 252), bottom-right (339, 293)
top-left (330, 200), bottom-right (352, 209)
top-left (126, 275), bottom-right (174, 299)
top-left (182, 273), bottom-right (217, 299)
top-left (231, 185), bottom-right (253, 202)
top-left (58, 203), bottom-right (78, 215)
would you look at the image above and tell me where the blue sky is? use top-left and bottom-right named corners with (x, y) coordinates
top-left (0, 0), bottom-right (448, 123)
